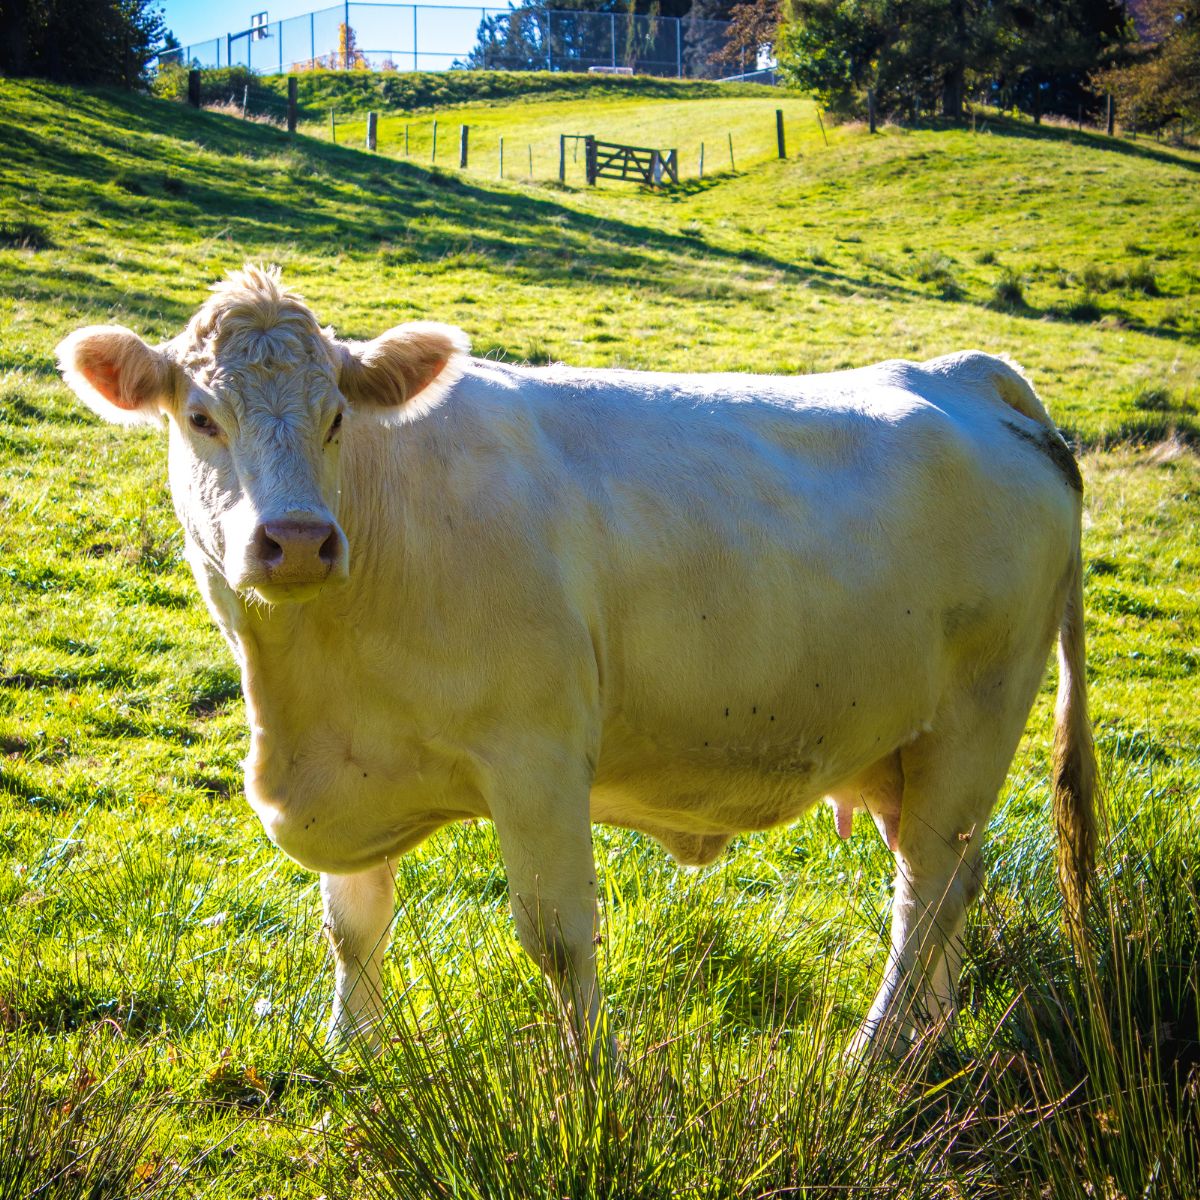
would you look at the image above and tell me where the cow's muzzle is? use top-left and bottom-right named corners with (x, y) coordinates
top-left (242, 516), bottom-right (349, 600)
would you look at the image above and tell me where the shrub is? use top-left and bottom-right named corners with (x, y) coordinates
top-left (1118, 262), bottom-right (1160, 296)
top-left (989, 267), bottom-right (1026, 310)
top-left (0, 219), bottom-right (51, 250)
top-left (1131, 384), bottom-right (1174, 412)
top-left (151, 64), bottom-right (258, 106)
top-left (1076, 262), bottom-right (1160, 297)
top-left (1063, 297), bottom-right (1102, 322)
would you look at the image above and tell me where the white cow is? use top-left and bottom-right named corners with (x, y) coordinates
top-left (57, 265), bottom-right (1095, 1061)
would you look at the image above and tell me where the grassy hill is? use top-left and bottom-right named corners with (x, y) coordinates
top-left (0, 77), bottom-right (1197, 1198)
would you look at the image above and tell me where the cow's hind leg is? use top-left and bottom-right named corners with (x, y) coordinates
top-left (321, 862), bottom-right (395, 1052)
top-left (849, 681), bottom-right (1042, 1058)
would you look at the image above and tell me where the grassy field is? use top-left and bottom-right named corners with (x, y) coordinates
top-left (317, 93), bottom-right (843, 180)
top-left (1, 75), bottom-right (1198, 1197)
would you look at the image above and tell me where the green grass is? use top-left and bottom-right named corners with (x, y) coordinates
top-left (318, 93), bottom-right (844, 181)
top-left (1, 77), bottom-right (1198, 1197)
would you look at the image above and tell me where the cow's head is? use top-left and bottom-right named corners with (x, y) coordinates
top-left (57, 265), bottom-right (468, 605)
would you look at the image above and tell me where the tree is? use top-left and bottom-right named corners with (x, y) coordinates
top-left (1093, 0), bottom-right (1200, 130)
top-left (683, 0), bottom-right (735, 78)
top-left (776, 0), bottom-right (1128, 121)
top-left (712, 0), bottom-right (781, 75)
top-left (0, 0), bottom-right (166, 86)
top-left (337, 21), bottom-right (369, 70)
top-left (775, 0), bottom-right (907, 116)
top-left (460, 0), bottom-right (699, 73)
top-left (996, 0), bottom-right (1129, 121)
top-left (460, 7), bottom-right (551, 70)
top-left (158, 26), bottom-right (180, 65)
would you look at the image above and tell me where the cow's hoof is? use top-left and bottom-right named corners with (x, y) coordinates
top-left (325, 1015), bottom-right (384, 1060)
top-left (844, 1018), bottom-right (916, 1066)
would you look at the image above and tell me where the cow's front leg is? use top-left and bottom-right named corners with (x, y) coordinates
top-left (321, 862), bottom-right (395, 1052)
top-left (490, 769), bottom-right (612, 1071)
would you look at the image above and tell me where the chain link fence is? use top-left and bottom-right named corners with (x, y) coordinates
top-left (158, 4), bottom-right (739, 79)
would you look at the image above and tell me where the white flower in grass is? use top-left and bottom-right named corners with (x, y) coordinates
top-left (254, 998), bottom-right (273, 1018)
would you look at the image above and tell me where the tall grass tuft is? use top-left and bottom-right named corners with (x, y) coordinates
top-left (325, 874), bottom-right (962, 1199)
top-left (0, 1030), bottom-right (173, 1199)
top-left (955, 794), bottom-right (1200, 1196)
top-left (989, 267), bottom-right (1026, 310)
top-left (321, 762), bottom-right (1199, 1198)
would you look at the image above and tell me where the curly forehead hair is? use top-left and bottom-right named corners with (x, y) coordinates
top-left (168, 264), bottom-right (339, 379)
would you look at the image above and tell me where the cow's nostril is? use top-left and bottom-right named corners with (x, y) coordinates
top-left (255, 526), bottom-right (285, 568)
top-left (319, 528), bottom-right (340, 566)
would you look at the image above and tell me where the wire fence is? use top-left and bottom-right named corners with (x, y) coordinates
top-left (158, 3), bottom-right (738, 78)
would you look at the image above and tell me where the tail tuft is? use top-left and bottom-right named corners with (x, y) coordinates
top-left (1053, 544), bottom-right (1098, 951)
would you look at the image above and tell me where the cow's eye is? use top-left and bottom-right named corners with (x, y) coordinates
top-left (326, 411), bottom-right (343, 441)
top-left (189, 411), bottom-right (218, 436)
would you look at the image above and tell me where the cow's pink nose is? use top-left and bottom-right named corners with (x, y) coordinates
top-left (252, 519), bottom-right (344, 582)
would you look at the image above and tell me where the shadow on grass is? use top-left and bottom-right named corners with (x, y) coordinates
top-left (973, 111), bottom-right (1200, 175)
top-left (6, 83), bottom-right (1196, 354)
top-left (0, 83), bottom-right (958, 326)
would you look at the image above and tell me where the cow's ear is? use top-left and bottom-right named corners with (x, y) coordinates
top-left (56, 325), bottom-right (178, 427)
top-left (336, 322), bottom-right (469, 418)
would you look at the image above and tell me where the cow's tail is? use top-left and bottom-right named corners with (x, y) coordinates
top-left (994, 353), bottom-right (1100, 948)
top-left (964, 352), bottom-right (1098, 945)
top-left (1053, 517), bottom-right (1098, 952)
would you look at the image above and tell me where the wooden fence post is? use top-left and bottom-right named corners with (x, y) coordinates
top-left (1106, 93), bottom-right (1114, 136)
top-left (528, 144), bottom-right (533, 178)
top-left (404, 124), bottom-right (409, 156)
top-left (287, 76), bottom-right (297, 133)
top-left (241, 85), bottom-right (248, 119)
top-left (728, 132), bottom-right (735, 170)
top-left (459, 124), bottom-right (469, 168)
top-left (432, 119), bottom-right (438, 163)
top-left (498, 135), bottom-right (503, 178)
top-left (585, 136), bottom-right (597, 186)
top-left (650, 148), bottom-right (661, 185)
top-left (187, 69), bottom-right (201, 108)
top-left (330, 108), bottom-right (336, 143)
top-left (817, 109), bottom-right (829, 146)
top-left (868, 89), bottom-right (877, 134)
top-left (559, 134), bottom-right (566, 182)
top-left (776, 108), bottom-right (785, 158)
top-left (366, 111), bottom-right (377, 151)
top-left (699, 141), bottom-right (704, 179)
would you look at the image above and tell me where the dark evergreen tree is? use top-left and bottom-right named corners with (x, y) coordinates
top-left (0, 0), bottom-right (166, 86)
top-left (461, 0), bottom-right (703, 74)
top-left (997, 0), bottom-right (1130, 120)
top-left (777, 0), bottom-right (1129, 120)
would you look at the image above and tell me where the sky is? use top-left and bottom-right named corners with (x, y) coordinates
top-left (160, 0), bottom-right (495, 51)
